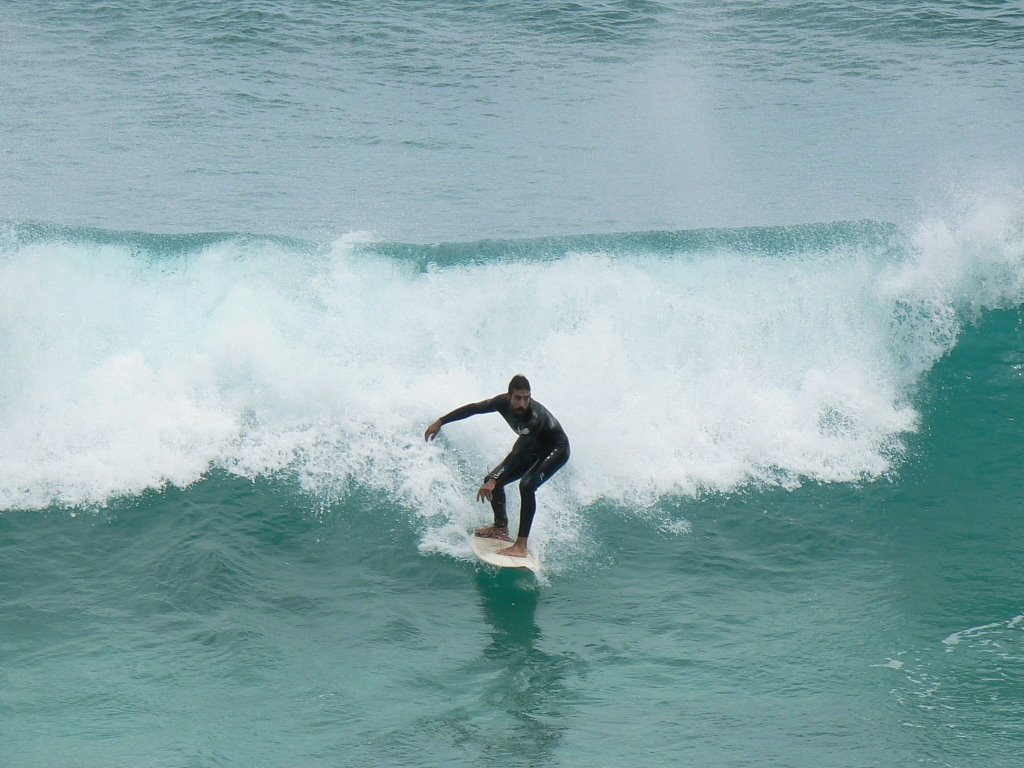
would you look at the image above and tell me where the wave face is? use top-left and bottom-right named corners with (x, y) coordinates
top-left (5, 206), bottom-right (1024, 768)
top-left (3, 201), bottom-right (1022, 537)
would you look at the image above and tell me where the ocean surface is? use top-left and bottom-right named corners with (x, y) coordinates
top-left (2, 2), bottom-right (1023, 766)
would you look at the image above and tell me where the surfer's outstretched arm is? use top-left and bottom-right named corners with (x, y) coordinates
top-left (423, 395), bottom-right (504, 441)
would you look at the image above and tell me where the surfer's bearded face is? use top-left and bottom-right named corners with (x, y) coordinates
top-left (510, 389), bottom-right (531, 415)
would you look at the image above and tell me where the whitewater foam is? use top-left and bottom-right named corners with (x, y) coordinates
top-left (1, 208), bottom-right (1022, 549)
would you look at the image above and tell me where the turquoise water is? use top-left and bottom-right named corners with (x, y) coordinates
top-left (2, 3), bottom-right (1024, 767)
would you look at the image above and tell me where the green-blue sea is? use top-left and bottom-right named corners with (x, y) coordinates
top-left (2, 2), bottom-right (1023, 766)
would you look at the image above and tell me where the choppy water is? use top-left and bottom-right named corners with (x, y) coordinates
top-left (2, 2), bottom-right (1023, 767)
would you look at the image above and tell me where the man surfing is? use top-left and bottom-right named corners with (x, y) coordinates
top-left (424, 375), bottom-right (570, 558)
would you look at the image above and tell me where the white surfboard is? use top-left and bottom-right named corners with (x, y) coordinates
top-left (470, 535), bottom-right (541, 573)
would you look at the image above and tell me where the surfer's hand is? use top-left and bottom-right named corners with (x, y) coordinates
top-left (424, 420), bottom-right (442, 442)
top-left (477, 479), bottom-right (496, 502)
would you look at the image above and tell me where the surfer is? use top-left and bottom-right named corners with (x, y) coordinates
top-left (424, 375), bottom-right (570, 558)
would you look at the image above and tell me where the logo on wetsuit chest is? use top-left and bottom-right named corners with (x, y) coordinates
top-left (516, 427), bottom-right (531, 435)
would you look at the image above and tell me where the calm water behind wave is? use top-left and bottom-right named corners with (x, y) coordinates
top-left (2, 0), bottom-right (1022, 240)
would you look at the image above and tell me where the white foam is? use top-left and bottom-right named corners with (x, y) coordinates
top-left (1, 201), bottom-right (1022, 562)
top-left (871, 658), bottom-right (905, 670)
top-left (943, 614), bottom-right (1024, 648)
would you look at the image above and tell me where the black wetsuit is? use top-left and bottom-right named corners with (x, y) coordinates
top-left (438, 394), bottom-right (570, 539)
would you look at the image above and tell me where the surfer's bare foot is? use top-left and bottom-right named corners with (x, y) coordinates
top-left (474, 525), bottom-right (512, 541)
top-left (497, 540), bottom-right (529, 558)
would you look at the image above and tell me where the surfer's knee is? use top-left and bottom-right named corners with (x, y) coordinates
top-left (519, 474), bottom-right (539, 496)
